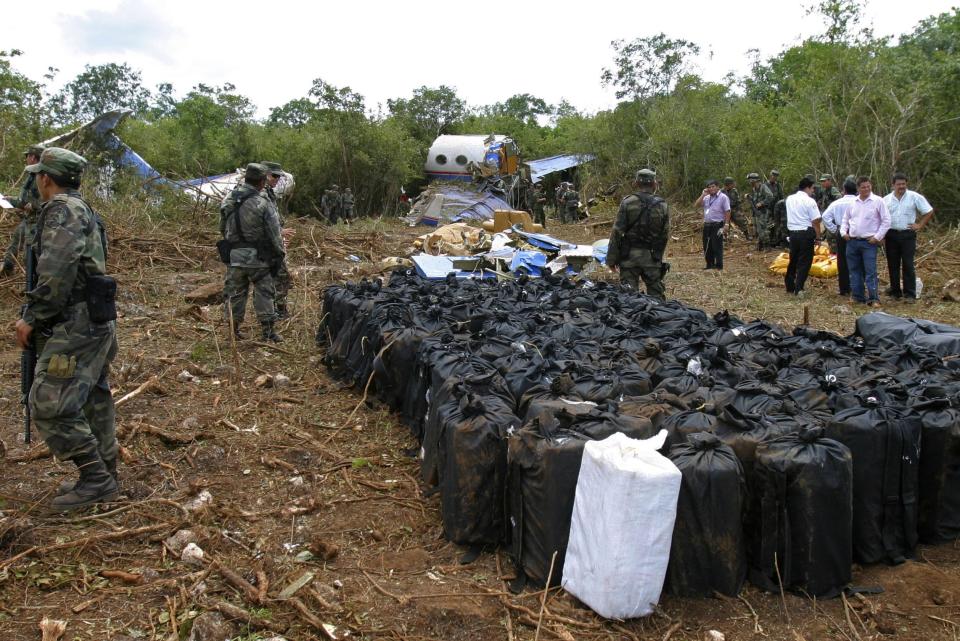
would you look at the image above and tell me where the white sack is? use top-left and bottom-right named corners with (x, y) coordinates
top-left (562, 430), bottom-right (681, 619)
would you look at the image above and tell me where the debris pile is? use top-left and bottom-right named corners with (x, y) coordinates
top-left (406, 222), bottom-right (605, 280)
top-left (319, 271), bottom-right (960, 617)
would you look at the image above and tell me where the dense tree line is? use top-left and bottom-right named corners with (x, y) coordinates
top-left (1, 1), bottom-right (957, 219)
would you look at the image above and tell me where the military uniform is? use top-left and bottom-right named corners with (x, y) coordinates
top-left (3, 146), bottom-right (46, 273)
top-left (221, 164), bottom-right (285, 341)
top-left (606, 169), bottom-right (669, 300)
top-left (529, 185), bottom-right (546, 227)
top-left (341, 188), bottom-right (354, 221)
top-left (322, 186), bottom-right (342, 224)
top-left (747, 174), bottom-right (777, 249)
top-left (21, 148), bottom-right (119, 511)
top-left (816, 175), bottom-right (841, 212)
top-left (722, 178), bottom-right (751, 239)
top-left (261, 162), bottom-right (292, 319)
top-left (562, 187), bottom-right (579, 223)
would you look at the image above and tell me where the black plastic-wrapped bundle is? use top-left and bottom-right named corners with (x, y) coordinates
top-left (660, 409), bottom-right (719, 451)
top-left (438, 392), bottom-right (520, 545)
top-left (752, 427), bottom-right (853, 597)
top-left (826, 396), bottom-right (922, 564)
top-left (667, 433), bottom-right (747, 597)
top-left (507, 414), bottom-right (653, 587)
top-left (910, 389), bottom-right (960, 542)
top-left (421, 368), bottom-right (507, 486)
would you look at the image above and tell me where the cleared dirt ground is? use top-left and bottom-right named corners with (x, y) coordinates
top-left (1, 200), bottom-right (959, 641)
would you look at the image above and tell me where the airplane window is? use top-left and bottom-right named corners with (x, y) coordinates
top-left (455, 155), bottom-right (468, 165)
top-left (435, 154), bottom-right (448, 165)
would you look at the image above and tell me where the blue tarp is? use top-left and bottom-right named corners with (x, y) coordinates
top-left (509, 250), bottom-right (547, 276)
top-left (526, 154), bottom-right (596, 183)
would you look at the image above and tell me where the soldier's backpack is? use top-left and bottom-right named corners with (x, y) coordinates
top-left (217, 191), bottom-right (260, 264)
top-left (623, 192), bottom-right (668, 249)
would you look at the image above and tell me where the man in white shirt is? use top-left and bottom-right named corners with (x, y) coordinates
top-left (821, 178), bottom-right (858, 296)
top-left (883, 172), bottom-right (934, 302)
top-left (784, 176), bottom-right (822, 295)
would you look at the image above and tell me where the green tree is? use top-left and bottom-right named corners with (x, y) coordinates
top-left (387, 85), bottom-right (467, 145)
top-left (601, 34), bottom-right (701, 101)
top-left (0, 50), bottom-right (46, 180)
top-left (51, 62), bottom-right (151, 124)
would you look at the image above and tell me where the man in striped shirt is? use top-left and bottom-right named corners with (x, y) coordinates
top-left (883, 172), bottom-right (934, 302)
top-left (841, 177), bottom-right (891, 307)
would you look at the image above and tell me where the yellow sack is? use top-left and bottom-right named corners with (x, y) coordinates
top-left (815, 244), bottom-right (831, 257)
top-left (768, 252), bottom-right (790, 275)
top-left (809, 255), bottom-right (838, 278)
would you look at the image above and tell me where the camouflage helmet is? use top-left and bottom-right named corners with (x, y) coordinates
top-left (244, 163), bottom-right (269, 181)
top-left (819, 174), bottom-right (833, 182)
top-left (635, 168), bottom-right (656, 184)
top-left (25, 147), bottom-right (87, 182)
top-left (747, 172), bottom-right (761, 181)
top-left (723, 176), bottom-right (735, 185)
top-left (770, 169), bottom-right (780, 176)
top-left (331, 184), bottom-right (339, 190)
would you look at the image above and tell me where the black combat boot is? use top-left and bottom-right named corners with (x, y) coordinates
top-left (275, 302), bottom-right (290, 320)
top-left (56, 457), bottom-right (118, 496)
top-left (51, 451), bottom-right (119, 511)
top-left (261, 321), bottom-right (283, 343)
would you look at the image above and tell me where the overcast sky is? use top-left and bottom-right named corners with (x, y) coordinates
top-left (4, 0), bottom-right (956, 118)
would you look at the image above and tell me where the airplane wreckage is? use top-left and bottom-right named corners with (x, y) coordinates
top-left (1, 109), bottom-right (294, 209)
top-left (408, 133), bottom-right (595, 226)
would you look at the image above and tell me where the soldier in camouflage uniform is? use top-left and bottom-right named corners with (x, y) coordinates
top-left (341, 188), bottom-right (354, 222)
top-left (528, 183), bottom-right (547, 227)
top-left (816, 174), bottom-right (841, 212)
top-left (262, 162), bottom-right (293, 319)
top-left (606, 168), bottom-right (670, 300)
top-left (2, 145), bottom-right (46, 276)
top-left (747, 172), bottom-right (777, 250)
top-left (15, 148), bottom-right (119, 511)
top-left (221, 163), bottom-right (285, 342)
top-left (722, 177), bottom-right (751, 239)
top-left (322, 185), bottom-right (341, 224)
top-left (561, 184), bottom-right (579, 223)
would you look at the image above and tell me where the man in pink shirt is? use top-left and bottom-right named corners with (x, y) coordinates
top-left (840, 176), bottom-right (891, 307)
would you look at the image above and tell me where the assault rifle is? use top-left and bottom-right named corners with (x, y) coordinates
top-left (20, 243), bottom-right (36, 444)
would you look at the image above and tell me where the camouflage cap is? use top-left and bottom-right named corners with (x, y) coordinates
top-left (770, 169), bottom-right (780, 176)
top-left (723, 176), bottom-right (735, 184)
top-left (747, 172), bottom-right (761, 181)
top-left (819, 174), bottom-right (833, 182)
top-left (261, 161), bottom-right (283, 176)
top-left (635, 168), bottom-right (656, 184)
top-left (25, 147), bottom-right (86, 181)
top-left (25, 144), bottom-right (46, 158)
top-left (245, 163), bottom-right (269, 181)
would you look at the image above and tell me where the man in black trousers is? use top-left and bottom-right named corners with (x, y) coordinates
top-left (783, 176), bottom-right (822, 296)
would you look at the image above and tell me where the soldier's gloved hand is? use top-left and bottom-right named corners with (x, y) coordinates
top-left (1, 257), bottom-right (15, 276)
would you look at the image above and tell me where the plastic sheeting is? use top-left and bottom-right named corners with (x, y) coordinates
top-left (856, 312), bottom-right (960, 358)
